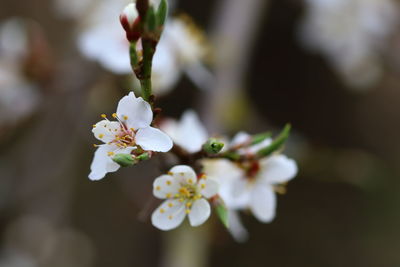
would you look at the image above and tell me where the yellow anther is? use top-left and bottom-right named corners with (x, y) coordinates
top-left (98, 134), bottom-right (104, 139)
top-left (156, 186), bottom-right (161, 191)
top-left (123, 115), bottom-right (128, 120)
top-left (179, 198), bottom-right (184, 202)
top-left (92, 124), bottom-right (96, 128)
top-left (101, 114), bottom-right (107, 118)
top-left (107, 151), bottom-right (115, 156)
top-left (159, 208), bottom-right (165, 214)
top-left (168, 215), bottom-right (173, 220)
top-left (179, 187), bottom-right (191, 198)
top-left (167, 171), bottom-right (173, 175)
top-left (185, 209), bottom-right (191, 214)
top-left (174, 193), bottom-right (180, 198)
top-left (166, 180), bottom-right (172, 186)
top-left (168, 202), bottom-right (174, 208)
top-left (201, 184), bottom-right (206, 189)
top-left (186, 202), bottom-right (192, 208)
top-left (93, 144), bottom-right (98, 147)
top-left (200, 174), bottom-right (207, 179)
top-left (188, 179), bottom-right (193, 184)
top-left (130, 128), bottom-right (135, 132)
top-left (112, 113), bottom-right (117, 118)
top-left (166, 193), bottom-right (172, 198)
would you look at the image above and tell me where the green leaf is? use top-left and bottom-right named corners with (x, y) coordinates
top-left (203, 138), bottom-right (224, 154)
top-left (214, 200), bottom-right (229, 228)
top-left (251, 132), bottom-right (272, 145)
top-left (256, 123), bottom-right (291, 158)
top-left (156, 0), bottom-right (168, 26)
top-left (112, 154), bottom-right (135, 167)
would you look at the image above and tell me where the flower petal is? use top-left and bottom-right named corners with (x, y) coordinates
top-left (151, 199), bottom-right (186, 231)
top-left (197, 176), bottom-right (219, 198)
top-left (258, 155), bottom-right (298, 184)
top-left (165, 110), bottom-right (208, 153)
top-left (228, 210), bottom-right (249, 243)
top-left (188, 198), bottom-right (211, 227)
top-left (249, 185), bottom-right (276, 223)
top-left (153, 174), bottom-right (181, 199)
top-left (88, 144), bottom-right (120, 181)
top-left (92, 120), bottom-right (121, 143)
top-left (135, 127), bottom-right (173, 152)
top-left (169, 165), bottom-right (197, 184)
top-left (116, 92), bottom-right (153, 129)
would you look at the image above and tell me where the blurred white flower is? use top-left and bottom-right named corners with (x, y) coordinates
top-left (89, 92), bottom-right (172, 180)
top-left (299, 0), bottom-right (399, 89)
top-left (151, 165), bottom-right (219, 231)
top-left (204, 131), bottom-right (298, 225)
top-left (0, 18), bottom-right (40, 126)
top-left (161, 110), bottom-right (208, 153)
top-left (74, 0), bottom-right (209, 94)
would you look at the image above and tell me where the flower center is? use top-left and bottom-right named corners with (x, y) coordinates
top-left (111, 113), bottom-right (137, 148)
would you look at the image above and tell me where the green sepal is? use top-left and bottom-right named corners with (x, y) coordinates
top-left (214, 198), bottom-right (229, 228)
top-left (256, 123), bottom-right (291, 158)
top-left (156, 0), bottom-right (168, 26)
top-left (136, 152), bottom-right (150, 161)
top-left (145, 6), bottom-right (157, 32)
top-left (251, 132), bottom-right (272, 145)
top-left (112, 153), bottom-right (135, 167)
top-left (203, 138), bottom-right (225, 154)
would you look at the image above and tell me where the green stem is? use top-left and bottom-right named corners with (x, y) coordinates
top-left (129, 42), bottom-right (138, 71)
top-left (140, 39), bottom-right (154, 102)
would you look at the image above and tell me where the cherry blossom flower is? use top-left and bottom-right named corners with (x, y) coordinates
top-left (151, 165), bottom-right (219, 231)
top-left (0, 18), bottom-right (40, 127)
top-left (204, 131), bottom-right (298, 224)
top-left (299, 0), bottom-right (399, 89)
top-left (74, 0), bottom-right (209, 94)
top-left (161, 110), bottom-right (208, 153)
top-left (89, 92), bottom-right (172, 180)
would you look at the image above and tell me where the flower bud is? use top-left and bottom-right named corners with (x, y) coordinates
top-left (203, 138), bottom-right (224, 154)
top-left (120, 3), bottom-right (141, 42)
top-left (112, 153), bottom-right (135, 167)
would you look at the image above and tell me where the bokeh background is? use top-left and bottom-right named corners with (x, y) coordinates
top-left (1, 0), bottom-right (400, 266)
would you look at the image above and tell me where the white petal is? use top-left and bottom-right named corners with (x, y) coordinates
top-left (88, 144), bottom-right (120, 181)
top-left (135, 127), bottom-right (173, 152)
top-left (228, 178), bottom-right (251, 209)
top-left (249, 185), bottom-right (276, 223)
top-left (173, 110), bottom-right (208, 153)
top-left (230, 132), bottom-right (251, 148)
top-left (197, 176), bottom-right (219, 198)
top-left (258, 155), bottom-right (298, 184)
top-left (153, 174), bottom-right (181, 199)
top-left (227, 210), bottom-right (249, 243)
top-left (188, 199), bottom-right (210, 227)
top-left (151, 200), bottom-right (186, 231)
top-left (92, 120), bottom-right (121, 143)
top-left (116, 92), bottom-right (153, 129)
top-left (169, 165), bottom-right (197, 184)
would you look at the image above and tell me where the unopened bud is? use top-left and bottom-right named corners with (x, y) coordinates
top-left (203, 138), bottom-right (224, 154)
top-left (112, 153), bottom-right (135, 167)
top-left (120, 3), bottom-right (141, 42)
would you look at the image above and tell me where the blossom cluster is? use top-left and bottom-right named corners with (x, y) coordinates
top-left (87, 0), bottom-right (298, 238)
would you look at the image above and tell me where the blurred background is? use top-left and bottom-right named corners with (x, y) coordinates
top-left (1, 0), bottom-right (400, 266)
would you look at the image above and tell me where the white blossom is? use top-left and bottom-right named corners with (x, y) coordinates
top-left (74, 0), bottom-right (209, 94)
top-left (161, 110), bottom-right (208, 153)
top-left (299, 0), bottom-right (399, 89)
top-left (0, 18), bottom-right (40, 126)
top-left (204, 131), bottom-right (298, 225)
top-left (151, 165), bottom-right (219, 231)
top-left (89, 92), bottom-right (172, 180)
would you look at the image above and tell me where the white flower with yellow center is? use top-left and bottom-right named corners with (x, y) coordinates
top-left (151, 165), bottom-right (219, 231)
top-left (89, 92), bottom-right (172, 181)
